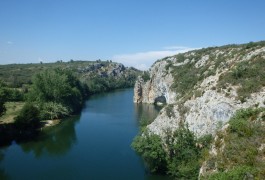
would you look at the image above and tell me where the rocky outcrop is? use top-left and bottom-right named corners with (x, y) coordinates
top-left (133, 60), bottom-right (177, 104)
top-left (134, 41), bottom-right (265, 137)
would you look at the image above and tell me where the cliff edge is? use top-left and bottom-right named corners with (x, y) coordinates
top-left (134, 41), bottom-right (265, 137)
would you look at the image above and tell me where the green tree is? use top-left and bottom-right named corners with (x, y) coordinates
top-left (132, 131), bottom-right (167, 173)
top-left (131, 124), bottom-right (206, 179)
top-left (165, 124), bottom-right (200, 179)
top-left (29, 68), bottom-right (85, 114)
top-left (0, 81), bottom-right (7, 116)
top-left (14, 103), bottom-right (40, 129)
top-left (39, 102), bottom-right (70, 120)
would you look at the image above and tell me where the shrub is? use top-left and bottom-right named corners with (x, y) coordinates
top-left (217, 57), bottom-right (265, 99)
top-left (131, 131), bottom-right (167, 173)
top-left (229, 108), bottom-right (259, 137)
top-left (203, 108), bottom-right (265, 179)
top-left (131, 124), bottom-right (208, 179)
top-left (0, 100), bottom-right (6, 117)
top-left (141, 71), bottom-right (151, 82)
top-left (14, 103), bottom-right (40, 129)
top-left (0, 81), bottom-right (7, 116)
top-left (165, 104), bottom-right (175, 118)
top-left (205, 165), bottom-right (256, 180)
top-left (166, 124), bottom-right (200, 179)
top-left (39, 102), bottom-right (70, 120)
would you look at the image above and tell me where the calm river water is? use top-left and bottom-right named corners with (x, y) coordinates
top-left (0, 88), bottom-right (170, 180)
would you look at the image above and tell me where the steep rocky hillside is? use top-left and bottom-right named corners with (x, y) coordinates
top-left (133, 41), bottom-right (265, 177)
top-left (133, 41), bottom-right (265, 178)
top-left (134, 41), bottom-right (265, 137)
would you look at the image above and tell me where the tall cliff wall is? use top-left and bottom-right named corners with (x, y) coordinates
top-left (134, 60), bottom-right (176, 104)
top-left (134, 41), bottom-right (265, 137)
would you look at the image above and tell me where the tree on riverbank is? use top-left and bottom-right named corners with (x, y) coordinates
top-left (132, 124), bottom-right (212, 179)
top-left (0, 81), bottom-right (7, 116)
top-left (27, 68), bottom-right (86, 120)
top-left (14, 103), bottom-right (40, 129)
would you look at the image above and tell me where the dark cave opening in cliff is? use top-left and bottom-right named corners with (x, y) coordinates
top-left (154, 96), bottom-right (167, 105)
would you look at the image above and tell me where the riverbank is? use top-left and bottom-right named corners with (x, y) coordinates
top-left (0, 88), bottom-right (169, 179)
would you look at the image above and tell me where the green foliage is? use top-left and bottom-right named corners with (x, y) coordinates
top-left (171, 62), bottom-right (198, 95)
top-left (132, 124), bottom-right (212, 179)
top-left (0, 61), bottom-right (140, 92)
top-left (163, 40), bottom-right (265, 102)
top-left (0, 81), bottom-right (7, 116)
top-left (205, 166), bottom-right (256, 180)
top-left (175, 53), bottom-right (186, 63)
top-left (218, 56), bottom-right (265, 100)
top-left (0, 101), bottom-right (6, 117)
top-left (14, 103), bottom-right (40, 129)
top-left (82, 65), bottom-right (139, 95)
top-left (5, 88), bottom-right (24, 101)
top-left (229, 108), bottom-right (260, 137)
top-left (165, 104), bottom-right (175, 118)
top-left (29, 68), bottom-right (84, 114)
top-left (85, 74), bottom-right (137, 94)
top-left (202, 108), bottom-right (265, 179)
top-left (197, 134), bottom-right (213, 149)
top-left (132, 131), bottom-right (167, 173)
top-left (165, 124), bottom-right (200, 179)
top-left (138, 117), bottom-right (153, 131)
top-left (141, 71), bottom-right (151, 82)
top-left (39, 102), bottom-right (70, 120)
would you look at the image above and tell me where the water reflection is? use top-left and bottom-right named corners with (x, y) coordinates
top-left (0, 89), bottom-right (171, 179)
top-left (18, 116), bottom-right (79, 158)
top-left (134, 103), bottom-right (162, 126)
top-left (0, 149), bottom-right (9, 180)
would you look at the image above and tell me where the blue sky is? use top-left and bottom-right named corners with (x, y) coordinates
top-left (0, 0), bottom-right (264, 69)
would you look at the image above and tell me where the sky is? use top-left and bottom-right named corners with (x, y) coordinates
top-left (0, 0), bottom-right (264, 70)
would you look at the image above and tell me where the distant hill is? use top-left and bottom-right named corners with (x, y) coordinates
top-left (0, 60), bottom-right (141, 93)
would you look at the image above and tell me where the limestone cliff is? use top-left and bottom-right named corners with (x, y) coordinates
top-left (134, 41), bottom-right (265, 137)
top-left (134, 60), bottom-right (176, 104)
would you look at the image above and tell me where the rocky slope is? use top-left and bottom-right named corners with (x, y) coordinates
top-left (134, 41), bottom-right (265, 137)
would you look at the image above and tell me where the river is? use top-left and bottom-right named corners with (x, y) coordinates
top-left (0, 88), bottom-right (170, 179)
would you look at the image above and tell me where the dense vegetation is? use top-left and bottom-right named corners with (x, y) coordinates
top-left (0, 81), bottom-right (24, 117)
top-left (0, 60), bottom-right (140, 129)
top-left (161, 41), bottom-right (265, 102)
top-left (0, 81), bottom-right (7, 116)
top-left (217, 55), bottom-right (265, 102)
top-left (202, 108), bottom-right (265, 179)
top-left (30, 69), bottom-right (86, 117)
top-left (141, 71), bottom-right (151, 82)
top-left (132, 123), bottom-right (212, 179)
top-left (132, 41), bottom-right (265, 179)
top-left (132, 108), bottom-right (265, 179)
top-left (0, 60), bottom-right (139, 93)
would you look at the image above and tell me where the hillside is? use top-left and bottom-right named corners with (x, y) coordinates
top-left (134, 41), bottom-right (265, 136)
top-left (0, 60), bottom-right (140, 93)
top-left (0, 60), bottom-right (140, 125)
top-left (133, 41), bottom-right (265, 178)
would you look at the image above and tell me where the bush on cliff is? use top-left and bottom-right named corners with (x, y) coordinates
top-left (132, 131), bottom-right (167, 173)
top-left (132, 124), bottom-right (212, 179)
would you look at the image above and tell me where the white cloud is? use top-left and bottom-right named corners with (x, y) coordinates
top-left (112, 47), bottom-right (197, 70)
top-left (163, 46), bottom-right (190, 50)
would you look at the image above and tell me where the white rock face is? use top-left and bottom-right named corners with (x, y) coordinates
top-left (134, 60), bottom-right (177, 104)
top-left (134, 44), bottom-right (265, 137)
